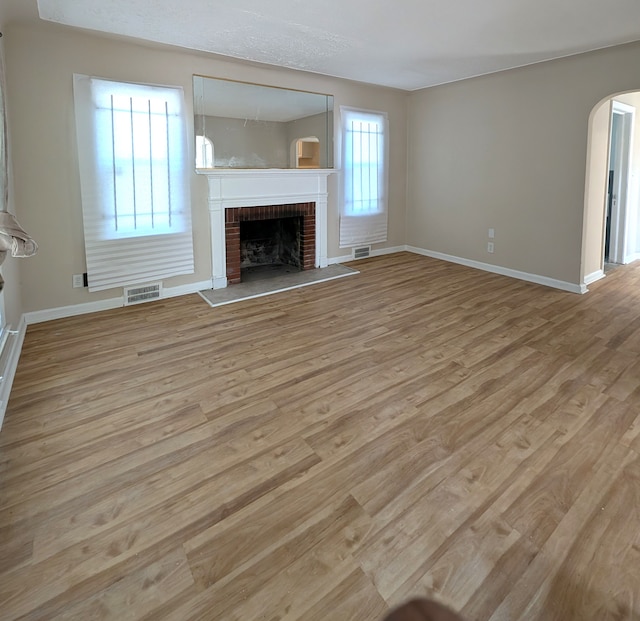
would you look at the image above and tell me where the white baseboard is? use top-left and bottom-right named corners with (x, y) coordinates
top-left (24, 297), bottom-right (124, 324)
top-left (328, 254), bottom-right (353, 265)
top-left (22, 244), bottom-right (587, 326)
top-left (584, 269), bottom-right (605, 285)
top-left (371, 245), bottom-right (407, 257)
top-left (212, 276), bottom-right (228, 290)
top-left (623, 253), bottom-right (640, 265)
top-left (328, 245), bottom-right (407, 265)
top-left (406, 246), bottom-right (586, 294)
top-left (24, 280), bottom-right (212, 325)
top-left (161, 280), bottom-right (213, 298)
top-left (0, 315), bottom-right (27, 430)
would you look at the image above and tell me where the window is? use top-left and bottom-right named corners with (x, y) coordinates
top-left (73, 75), bottom-right (194, 291)
top-left (76, 77), bottom-right (190, 239)
top-left (195, 135), bottom-right (214, 168)
top-left (339, 107), bottom-right (388, 247)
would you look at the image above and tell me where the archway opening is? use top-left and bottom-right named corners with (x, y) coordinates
top-left (582, 90), bottom-right (640, 286)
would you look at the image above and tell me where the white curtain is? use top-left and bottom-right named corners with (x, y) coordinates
top-left (0, 37), bottom-right (8, 216)
top-left (73, 74), bottom-right (194, 292)
top-left (0, 36), bottom-right (37, 292)
top-left (339, 106), bottom-right (389, 248)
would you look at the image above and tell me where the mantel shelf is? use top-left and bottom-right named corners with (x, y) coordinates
top-left (196, 168), bottom-right (336, 177)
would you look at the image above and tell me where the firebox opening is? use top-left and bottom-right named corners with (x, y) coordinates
top-left (240, 216), bottom-right (302, 282)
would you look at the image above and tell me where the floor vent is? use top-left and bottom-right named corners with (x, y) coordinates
top-left (352, 246), bottom-right (371, 260)
top-left (124, 282), bottom-right (162, 306)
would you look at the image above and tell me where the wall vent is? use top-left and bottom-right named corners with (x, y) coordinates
top-left (124, 282), bottom-right (162, 306)
top-left (352, 246), bottom-right (371, 260)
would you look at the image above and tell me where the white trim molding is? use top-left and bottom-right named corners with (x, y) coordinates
top-left (163, 280), bottom-right (213, 299)
top-left (406, 246), bottom-right (587, 294)
top-left (24, 280), bottom-right (212, 325)
top-left (24, 297), bottom-right (124, 325)
top-left (197, 169), bottom-right (335, 289)
top-left (0, 315), bottom-right (27, 430)
top-left (328, 245), bottom-right (407, 265)
top-left (584, 269), bottom-right (605, 285)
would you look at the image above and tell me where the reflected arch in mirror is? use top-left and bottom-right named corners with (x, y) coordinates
top-left (195, 134), bottom-right (214, 169)
top-left (291, 136), bottom-right (320, 169)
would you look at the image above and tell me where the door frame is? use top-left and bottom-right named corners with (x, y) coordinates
top-left (607, 100), bottom-right (635, 264)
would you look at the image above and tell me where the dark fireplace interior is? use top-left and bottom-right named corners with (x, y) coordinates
top-left (225, 203), bottom-right (316, 285)
top-left (240, 216), bottom-right (302, 279)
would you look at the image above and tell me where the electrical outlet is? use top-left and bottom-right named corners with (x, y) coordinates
top-left (487, 242), bottom-right (495, 254)
top-left (72, 274), bottom-right (84, 288)
top-left (488, 228), bottom-right (495, 239)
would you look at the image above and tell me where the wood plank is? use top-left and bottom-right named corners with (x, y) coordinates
top-left (47, 548), bottom-right (194, 621)
top-left (2, 252), bottom-right (640, 619)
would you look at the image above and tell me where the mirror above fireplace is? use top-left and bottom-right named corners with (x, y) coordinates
top-left (193, 75), bottom-right (334, 170)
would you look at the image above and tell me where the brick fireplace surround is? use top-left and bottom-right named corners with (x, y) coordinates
top-left (225, 203), bottom-right (316, 284)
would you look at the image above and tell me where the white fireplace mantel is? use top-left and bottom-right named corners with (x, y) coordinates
top-left (197, 168), bottom-right (335, 289)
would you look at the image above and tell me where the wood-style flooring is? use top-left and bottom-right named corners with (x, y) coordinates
top-left (2, 252), bottom-right (640, 620)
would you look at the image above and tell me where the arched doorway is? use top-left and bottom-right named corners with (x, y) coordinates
top-left (582, 90), bottom-right (640, 286)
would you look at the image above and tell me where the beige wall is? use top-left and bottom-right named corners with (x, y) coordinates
top-left (407, 41), bottom-right (640, 286)
top-left (3, 21), bottom-right (407, 313)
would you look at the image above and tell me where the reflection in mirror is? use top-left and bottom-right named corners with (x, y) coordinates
top-left (193, 75), bottom-right (333, 169)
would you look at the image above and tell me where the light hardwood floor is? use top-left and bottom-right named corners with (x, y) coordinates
top-left (1, 252), bottom-right (640, 620)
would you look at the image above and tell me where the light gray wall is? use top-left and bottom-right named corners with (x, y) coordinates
top-left (195, 111), bottom-right (333, 169)
top-left (4, 20), bottom-right (407, 313)
top-left (286, 112), bottom-right (334, 168)
top-left (407, 41), bottom-right (640, 286)
top-left (196, 115), bottom-right (289, 168)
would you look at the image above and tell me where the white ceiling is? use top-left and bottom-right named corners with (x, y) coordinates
top-left (4, 0), bottom-right (640, 90)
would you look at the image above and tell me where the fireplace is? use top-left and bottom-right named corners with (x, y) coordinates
top-left (198, 169), bottom-right (333, 289)
top-left (224, 203), bottom-right (316, 284)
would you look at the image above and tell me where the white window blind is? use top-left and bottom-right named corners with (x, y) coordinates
top-left (339, 107), bottom-right (388, 248)
top-left (73, 75), bottom-right (194, 292)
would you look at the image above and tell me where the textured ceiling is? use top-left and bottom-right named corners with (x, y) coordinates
top-left (12, 0), bottom-right (640, 90)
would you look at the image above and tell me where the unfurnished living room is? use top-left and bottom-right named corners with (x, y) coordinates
top-left (1, 1), bottom-right (640, 619)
